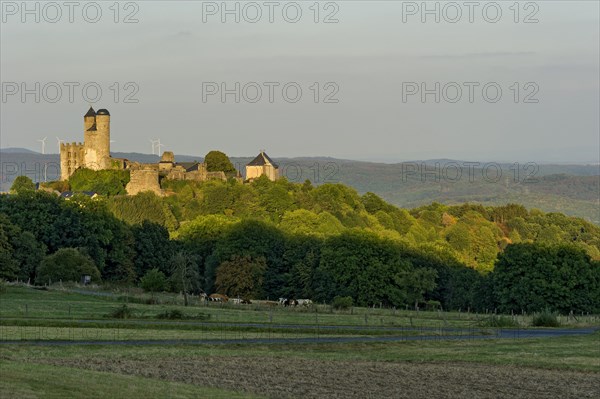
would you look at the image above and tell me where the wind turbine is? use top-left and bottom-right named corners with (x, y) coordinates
top-left (37, 136), bottom-right (47, 154)
top-left (56, 137), bottom-right (63, 153)
top-left (149, 139), bottom-right (159, 155)
top-left (155, 139), bottom-right (165, 155)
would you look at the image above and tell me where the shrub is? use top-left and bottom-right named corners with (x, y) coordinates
top-left (332, 296), bottom-right (353, 310)
top-left (425, 300), bottom-right (441, 311)
top-left (0, 279), bottom-right (6, 294)
top-left (156, 309), bottom-right (210, 320)
top-left (480, 315), bottom-right (519, 328)
top-left (531, 309), bottom-right (561, 327)
top-left (140, 268), bottom-right (167, 293)
top-left (157, 309), bottom-right (184, 319)
top-left (107, 304), bottom-right (135, 319)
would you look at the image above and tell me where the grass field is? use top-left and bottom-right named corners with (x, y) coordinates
top-left (1, 284), bottom-right (599, 398)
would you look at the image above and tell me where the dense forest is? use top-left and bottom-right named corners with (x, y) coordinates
top-left (1, 171), bottom-right (599, 314)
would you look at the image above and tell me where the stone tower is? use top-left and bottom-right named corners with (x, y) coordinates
top-left (83, 107), bottom-right (111, 170)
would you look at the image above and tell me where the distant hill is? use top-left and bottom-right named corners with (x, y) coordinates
top-left (1, 150), bottom-right (598, 223)
top-left (0, 147), bottom-right (39, 154)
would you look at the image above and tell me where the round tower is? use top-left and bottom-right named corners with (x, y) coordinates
top-left (84, 106), bottom-right (96, 131)
top-left (95, 109), bottom-right (111, 169)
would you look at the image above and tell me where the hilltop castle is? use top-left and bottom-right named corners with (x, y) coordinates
top-left (59, 107), bottom-right (279, 195)
top-left (60, 107), bottom-right (114, 180)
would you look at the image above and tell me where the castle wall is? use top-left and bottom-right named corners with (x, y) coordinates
top-left (266, 165), bottom-right (279, 181)
top-left (245, 165), bottom-right (279, 181)
top-left (126, 169), bottom-right (162, 196)
top-left (60, 142), bottom-right (84, 180)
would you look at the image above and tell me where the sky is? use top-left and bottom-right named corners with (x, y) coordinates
top-left (1, 0), bottom-right (599, 163)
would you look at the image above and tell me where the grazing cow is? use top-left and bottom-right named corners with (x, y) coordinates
top-left (229, 298), bottom-right (251, 305)
top-left (280, 298), bottom-right (298, 307)
top-left (297, 299), bottom-right (313, 307)
top-left (209, 293), bottom-right (229, 302)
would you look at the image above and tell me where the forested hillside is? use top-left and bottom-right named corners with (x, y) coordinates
top-left (1, 174), bottom-right (599, 314)
top-left (1, 150), bottom-right (598, 223)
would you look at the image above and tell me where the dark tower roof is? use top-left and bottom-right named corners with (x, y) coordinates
top-left (96, 109), bottom-right (110, 116)
top-left (84, 106), bottom-right (96, 117)
top-left (247, 151), bottom-right (278, 168)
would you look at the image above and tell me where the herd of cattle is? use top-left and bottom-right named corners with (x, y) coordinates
top-left (199, 292), bottom-right (313, 307)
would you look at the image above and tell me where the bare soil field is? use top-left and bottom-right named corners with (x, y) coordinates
top-left (38, 356), bottom-right (599, 399)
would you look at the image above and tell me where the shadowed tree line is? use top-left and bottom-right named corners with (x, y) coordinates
top-left (1, 176), bottom-right (599, 313)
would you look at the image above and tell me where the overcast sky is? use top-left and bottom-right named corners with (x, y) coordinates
top-left (1, 1), bottom-right (598, 163)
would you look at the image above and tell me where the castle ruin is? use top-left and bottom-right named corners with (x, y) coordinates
top-left (59, 107), bottom-right (280, 195)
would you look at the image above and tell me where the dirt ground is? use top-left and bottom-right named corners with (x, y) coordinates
top-left (39, 356), bottom-right (599, 399)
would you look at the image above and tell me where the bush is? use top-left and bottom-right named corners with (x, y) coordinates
top-left (156, 309), bottom-right (210, 320)
top-left (107, 304), bottom-right (135, 319)
top-left (425, 300), bottom-right (441, 311)
top-left (480, 315), bottom-right (519, 328)
top-left (332, 296), bottom-right (353, 310)
top-left (157, 309), bottom-right (184, 319)
top-left (140, 268), bottom-right (167, 293)
top-left (0, 279), bottom-right (6, 294)
top-left (35, 248), bottom-right (101, 285)
top-left (531, 310), bottom-right (561, 327)
top-left (69, 168), bottom-right (130, 196)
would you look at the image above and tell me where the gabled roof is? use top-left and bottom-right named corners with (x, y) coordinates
top-left (84, 106), bottom-right (96, 118)
top-left (247, 151), bottom-right (278, 168)
top-left (176, 162), bottom-right (202, 172)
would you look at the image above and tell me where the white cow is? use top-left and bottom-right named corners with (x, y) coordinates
top-left (297, 299), bottom-right (313, 307)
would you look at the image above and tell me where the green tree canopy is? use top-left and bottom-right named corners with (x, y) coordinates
top-left (493, 243), bottom-right (600, 313)
top-left (204, 150), bottom-right (236, 173)
top-left (69, 168), bottom-right (130, 196)
top-left (10, 176), bottom-right (36, 194)
top-left (140, 268), bottom-right (168, 293)
top-left (215, 255), bottom-right (267, 298)
top-left (35, 248), bottom-right (100, 285)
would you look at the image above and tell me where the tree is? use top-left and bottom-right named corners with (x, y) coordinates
top-left (208, 220), bottom-right (285, 298)
top-left (69, 168), bottom-right (130, 196)
top-left (10, 176), bottom-right (36, 194)
top-left (215, 255), bottom-right (267, 298)
top-left (35, 248), bottom-right (100, 285)
top-left (132, 221), bottom-right (173, 278)
top-left (0, 223), bottom-right (18, 280)
top-left (140, 268), bottom-right (167, 293)
top-left (0, 215), bottom-right (46, 282)
top-left (204, 150), bottom-right (236, 173)
top-left (316, 230), bottom-right (411, 307)
top-left (169, 251), bottom-right (201, 306)
top-left (279, 209), bottom-right (344, 238)
top-left (493, 243), bottom-right (599, 313)
top-left (107, 192), bottom-right (177, 229)
top-left (397, 268), bottom-right (438, 310)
